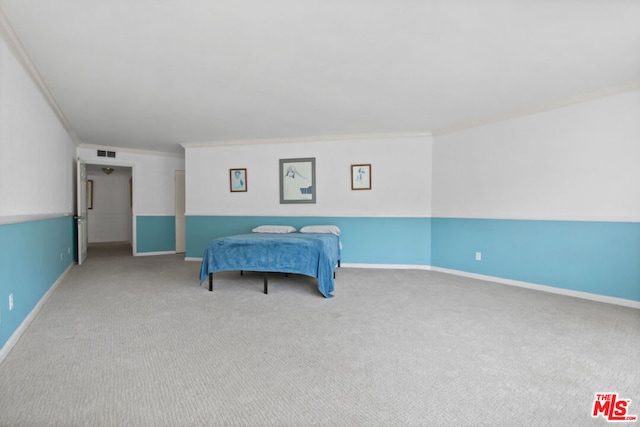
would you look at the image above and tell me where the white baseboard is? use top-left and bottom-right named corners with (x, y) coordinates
top-left (341, 263), bottom-right (432, 270)
top-left (340, 263), bottom-right (639, 309)
top-left (0, 264), bottom-right (74, 365)
top-left (134, 251), bottom-right (176, 256)
top-left (430, 266), bottom-right (640, 310)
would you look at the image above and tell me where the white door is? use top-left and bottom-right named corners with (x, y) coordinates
top-left (175, 170), bottom-right (186, 253)
top-left (76, 159), bottom-right (88, 264)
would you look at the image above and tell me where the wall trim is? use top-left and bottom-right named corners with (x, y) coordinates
top-left (185, 212), bottom-right (431, 218)
top-left (134, 251), bottom-right (176, 257)
top-left (0, 6), bottom-right (79, 144)
top-left (0, 263), bottom-right (73, 365)
top-left (430, 215), bottom-right (640, 223)
top-left (432, 83), bottom-right (640, 137)
top-left (341, 263), bottom-right (431, 270)
top-left (142, 258), bottom-right (640, 309)
top-left (0, 212), bottom-right (73, 226)
top-left (181, 132), bottom-right (433, 149)
top-left (430, 266), bottom-right (640, 309)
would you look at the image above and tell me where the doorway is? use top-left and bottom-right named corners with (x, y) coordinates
top-left (84, 163), bottom-right (134, 256)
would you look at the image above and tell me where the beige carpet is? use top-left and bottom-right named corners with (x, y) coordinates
top-left (0, 243), bottom-right (638, 426)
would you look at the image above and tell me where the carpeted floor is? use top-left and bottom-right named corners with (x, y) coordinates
top-left (0, 243), bottom-right (638, 426)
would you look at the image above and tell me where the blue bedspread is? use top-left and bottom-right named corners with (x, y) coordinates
top-left (199, 233), bottom-right (340, 298)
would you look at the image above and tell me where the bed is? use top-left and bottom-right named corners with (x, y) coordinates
top-left (199, 229), bottom-right (341, 298)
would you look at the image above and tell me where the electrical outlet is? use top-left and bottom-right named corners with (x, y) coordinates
top-left (475, 252), bottom-right (482, 261)
top-left (9, 293), bottom-right (14, 311)
top-left (68, 246), bottom-right (71, 254)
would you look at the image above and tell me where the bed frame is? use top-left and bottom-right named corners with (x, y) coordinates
top-left (208, 261), bottom-right (341, 294)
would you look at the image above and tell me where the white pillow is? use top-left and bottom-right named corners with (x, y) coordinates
top-left (252, 225), bottom-right (297, 234)
top-left (300, 225), bottom-right (341, 236)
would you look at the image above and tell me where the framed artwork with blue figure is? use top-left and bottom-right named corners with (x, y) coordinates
top-left (230, 168), bottom-right (247, 192)
top-left (351, 164), bottom-right (371, 190)
top-left (279, 157), bottom-right (316, 204)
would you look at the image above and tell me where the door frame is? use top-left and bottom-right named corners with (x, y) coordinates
top-left (78, 158), bottom-right (136, 256)
top-left (175, 170), bottom-right (186, 254)
top-left (76, 159), bottom-right (88, 265)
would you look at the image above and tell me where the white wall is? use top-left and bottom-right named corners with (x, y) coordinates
top-left (185, 135), bottom-right (432, 217)
top-left (432, 90), bottom-right (640, 222)
top-left (0, 37), bottom-right (75, 220)
top-left (87, 171), bottom-right (131, 243)
top-left (76, 147), bottom-right (185, 216)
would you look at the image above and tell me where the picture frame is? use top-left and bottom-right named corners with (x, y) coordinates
top-left (230, 168), bottom-right (247, 192)
top-left (351, 164), bottom-right (372, 190)
top-left (279, 157), bottom-right (316, 204)
top-left (87, 179), bottom-right (94, 209)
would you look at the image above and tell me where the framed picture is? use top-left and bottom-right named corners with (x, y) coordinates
top-left (279, 157), bottom-right (316, 204)
top-left (87, 179), bottom-right (94, 209)
top-left (230, 168), bottom-right (247, 192)
top-left (351, 164), bottom-right (372, 190)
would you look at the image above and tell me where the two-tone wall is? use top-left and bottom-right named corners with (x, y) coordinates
top-left (1, 23), bottom-right (185, 352)
top-left (431, 90), bottom-right (640, 304)
top-left (0, 35), bottom-right (77, 353)
top-left (2, 12), bottom-right (638, 360)
top-left (183, 136), bottom-right (433, 264)
top-left (184, 91), bottom-right (639, 306)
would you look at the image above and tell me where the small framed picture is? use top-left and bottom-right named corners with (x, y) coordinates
top-left (280, 157), bottom-right (316, 204)
top-left (351, 164), bottom-right (371, 190)
top-left (230, 168), bottom-right (247, 192)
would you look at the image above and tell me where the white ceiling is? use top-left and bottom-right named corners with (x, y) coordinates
top-left (1, 1), bottom-right (639, 155)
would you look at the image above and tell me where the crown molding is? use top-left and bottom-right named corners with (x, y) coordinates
top-left (181, 131), bottom-right (433, 149)
top-left (432, 83), bottom-right (640, 137)
top-left (0, 6), bottom-right (79, 144)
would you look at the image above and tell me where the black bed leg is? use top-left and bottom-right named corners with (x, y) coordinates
top-left (209, 273), bottom-right (213, 292)
top-left (263, 273), bottom-right (268, 294)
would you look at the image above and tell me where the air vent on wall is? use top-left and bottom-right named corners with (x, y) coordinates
top-left (97, 150), bottom-right (116, 158)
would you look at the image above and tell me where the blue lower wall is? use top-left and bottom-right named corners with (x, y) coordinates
top-left (0, 216), bottom-right (75, 349)
top-left (186, 216), bottom-right (432, 265)
top-left (2, 214), bottom-right (634, 351)
top-left (431, 218), bottom-right (640, 302)
top-left (187, 215), bottom-right (639, 303)
top-left (0, 215), bottom-right (636, 352)
top-left (136, 216), bottom-right (176, 253)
